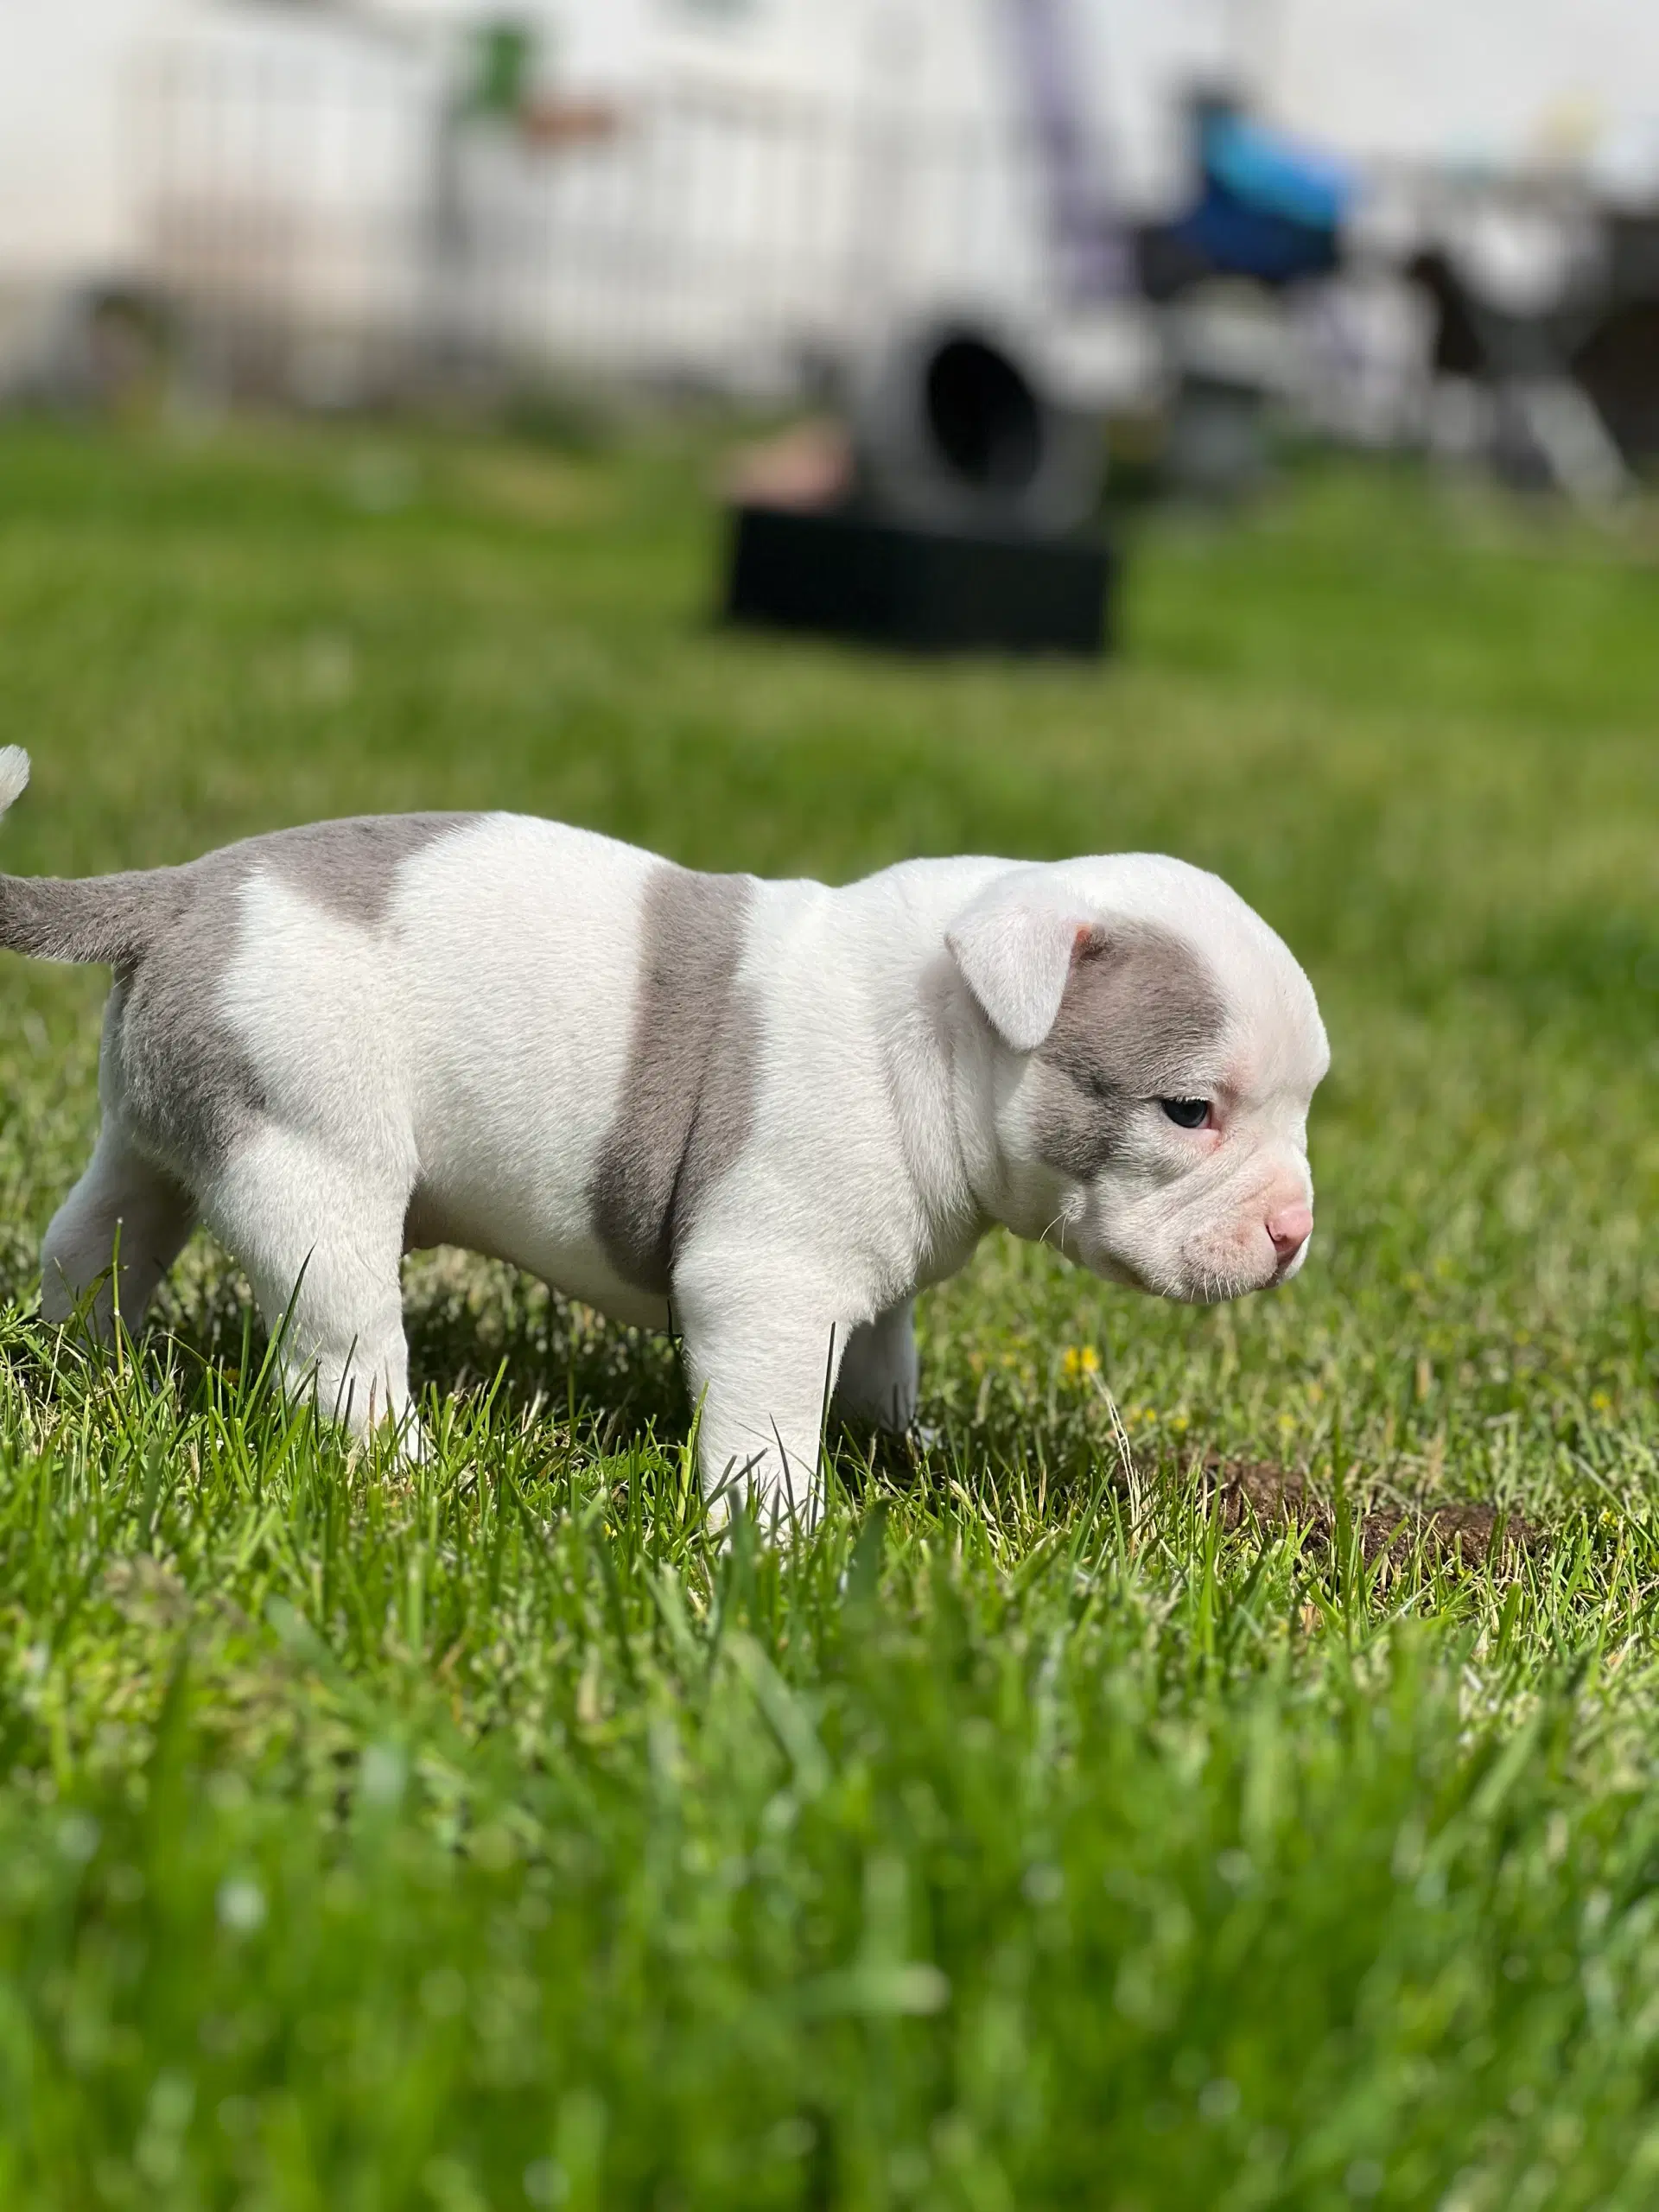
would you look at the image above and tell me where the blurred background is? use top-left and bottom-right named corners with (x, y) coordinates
top-left (3, 0), bottom-right (1658, 507)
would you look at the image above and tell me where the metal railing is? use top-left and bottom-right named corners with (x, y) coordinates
top-left (134, 28), bottom-right (1058, 399)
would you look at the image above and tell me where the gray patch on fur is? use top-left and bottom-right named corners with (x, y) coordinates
top-left (101, 849), bottom-right (268, 1178)
top-left (73, 815), bottom-right (477, 1184)
top-left (589, 867), bottom-right (759, 1296)
top-left (264, 814), bottom-right (476, 929)
top-left (1033, 922), bottom-right (1228, 1179)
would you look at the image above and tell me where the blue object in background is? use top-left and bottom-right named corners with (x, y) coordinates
top-left (1172, 111), bottom-right (1355, 286)
top-left (1203, 113), bottom-right (1352, 232)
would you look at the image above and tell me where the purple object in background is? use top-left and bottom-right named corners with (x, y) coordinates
top-left (1002, 0), bottom-right (1128, 304)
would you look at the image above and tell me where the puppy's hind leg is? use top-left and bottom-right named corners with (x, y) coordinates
top-left (834, 1299), bottom-right (919, 1435)
top-left (41, 1123), bottom-right (197, 1342)
top-left (200, 1128), bottom-right (416, 1450)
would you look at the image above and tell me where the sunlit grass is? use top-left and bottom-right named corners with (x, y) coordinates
top-left (0, 418), bottom-right (1653, 2209)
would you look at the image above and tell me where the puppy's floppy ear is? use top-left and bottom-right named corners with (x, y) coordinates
top-left (945, 870), bottom-right (1096, 1052)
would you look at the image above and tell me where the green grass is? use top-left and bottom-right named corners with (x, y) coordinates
top-left (0, 416), bottom-right (1654, 2211)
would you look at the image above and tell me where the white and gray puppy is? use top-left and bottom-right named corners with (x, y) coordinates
top-left (0, 746), bottom-right (1327, 1519)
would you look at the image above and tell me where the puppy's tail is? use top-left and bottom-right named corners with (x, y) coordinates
top-left (0, 747), bottom-right (29, 821)
top-left (0, 747), bottom-right (177, 969)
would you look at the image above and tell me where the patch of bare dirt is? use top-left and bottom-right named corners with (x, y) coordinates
top-left (1200, 1459), bottom-right (1537, 1572)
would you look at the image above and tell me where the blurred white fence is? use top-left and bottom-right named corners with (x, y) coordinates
top-left (134, 23), bottom-right (1059, 399)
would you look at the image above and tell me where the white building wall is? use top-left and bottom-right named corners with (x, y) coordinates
top-left (1264, 0), bottom-right (1659, 187)
top-left (0, 0), bottom-right (194, 281)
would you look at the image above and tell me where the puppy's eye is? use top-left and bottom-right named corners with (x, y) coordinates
top-left (1160, 1098), bottom-right (1211, 1130)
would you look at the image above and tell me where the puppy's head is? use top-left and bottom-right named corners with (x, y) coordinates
top-left (946, 859), bottom-right (1328, 1303)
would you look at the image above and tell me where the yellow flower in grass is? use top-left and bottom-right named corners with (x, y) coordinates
top-left (1061, 1345), bottom-right (1101, 1382)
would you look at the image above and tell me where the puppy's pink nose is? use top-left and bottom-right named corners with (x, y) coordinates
top-left (1268, 1205), bottom-right (1313, 1263)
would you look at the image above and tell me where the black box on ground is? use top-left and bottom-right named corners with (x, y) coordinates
top-left (723, 502), bottom-right (1113, 658)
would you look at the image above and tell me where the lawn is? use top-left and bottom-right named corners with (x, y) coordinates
top-left (0, 416), bottom-right (1653, 2211)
